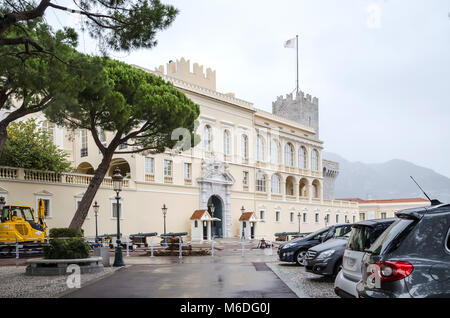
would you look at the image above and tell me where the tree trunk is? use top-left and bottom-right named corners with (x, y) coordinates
top-left (0, 123), bottom-right (8, 158)
top-left (68, 150), bottom-right (115, 231)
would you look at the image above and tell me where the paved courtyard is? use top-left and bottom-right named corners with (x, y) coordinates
top-left (62, 240), bottom-right (337, 298)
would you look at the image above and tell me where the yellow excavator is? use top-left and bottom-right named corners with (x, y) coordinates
top-left (0, 199), bottom-right (48, 257)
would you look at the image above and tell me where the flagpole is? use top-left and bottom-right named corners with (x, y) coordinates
top-left (296, 34), bottom-right (299, 94)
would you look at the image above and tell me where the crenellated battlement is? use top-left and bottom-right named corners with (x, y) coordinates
top-left (154, 57), bottom-right (216, 91)
top-left (274, 91), bottom-right (319, 106)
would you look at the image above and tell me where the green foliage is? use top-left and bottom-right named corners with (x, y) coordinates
top-left (49, 228), bottom-right (83, 238)
top-left (43, 237), bottom-right (90, 260)
top-left (0, 119), bottom-right (71, 173)
top-left (0, 19), bottom-right (80, 115)
top-left (1, 1), bottom-right (178, 53)
top-left (45, 58), bottom-right (200, 155)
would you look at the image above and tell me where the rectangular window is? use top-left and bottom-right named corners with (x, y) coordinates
top-left (145, 157), bottom-right (154, 175)
top-left (345, 215), bottom-right (349, 223)
top-left (381, 212), bottom-right (387, 219)
top-left (112, 202), bottom-right (122, 219)
top-left (336, 214), bottom-right (339, 224)
top-left (315, 213), bottom-right (319, 223)
top-left (325, 214), bottom-right (330, 224)
top-left (164, 160), bottom-right (173, 177)
top-left (290, 212), bottom-right (294, 223)
top-left (360, 213), bottom-right (365, 221)
top-left (275, 211), bottom-right (280, 222)
top-left (184, 163), bottom-right (192, 179)
top-left (242, 171), bottom-right (249, 185)
top-left (303, 213), bottom-right (307, 223)
top-left (80, 129), bottom-right (88, 157)
top-left (260, 210), bottom-right (265, 220)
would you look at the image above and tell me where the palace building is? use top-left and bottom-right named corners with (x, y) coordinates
top-left (0, 58), bottom-right (428, 241)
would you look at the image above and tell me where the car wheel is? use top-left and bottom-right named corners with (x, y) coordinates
top-left (334, 260), bottom-right (343, 276)
top-left (295, 250), bottom-right (307, 266)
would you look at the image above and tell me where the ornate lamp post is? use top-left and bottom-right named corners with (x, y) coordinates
top-left (162, 204), bottom-right (168, 245)
top-left (297, 212), bottom-right (301, 235)
top-left (112, 168), bottom-right (125, 267)
top-left (93, 201), bottom-right (100, 241)
top-left (241, 206), bottom-right (246, 240)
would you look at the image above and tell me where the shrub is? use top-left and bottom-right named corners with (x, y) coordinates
top-left (44, 228), bottom-right (89, 259)
top-left (49, 228), bottom-right (82, 238)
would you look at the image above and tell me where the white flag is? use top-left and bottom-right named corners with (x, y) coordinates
top-left (284, 37), bottom-right (296, 49)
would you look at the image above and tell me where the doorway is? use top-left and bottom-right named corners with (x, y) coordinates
top-left (208, 195), bottom-right (223, 238)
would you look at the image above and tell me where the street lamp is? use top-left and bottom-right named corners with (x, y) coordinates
top-left (297, 212), bottom-right (301, 235)
top-left (112, 167), bottom-right (124, 267)
top-left (93, 201), bottom-right (99, 241)
top-left (162, 204), bottom-right (168, 245)
top-left (241, 206), bottom-right (246, 240)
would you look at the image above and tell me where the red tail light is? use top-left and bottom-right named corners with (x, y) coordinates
top-left (376, 261), bottom-right (413, 282)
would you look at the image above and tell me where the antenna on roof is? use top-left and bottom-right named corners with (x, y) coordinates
top-left (410, 176), bottom-right (442, 206)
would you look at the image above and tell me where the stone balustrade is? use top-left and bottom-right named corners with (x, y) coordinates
top-left (0, 166), bottom-right (130, 189)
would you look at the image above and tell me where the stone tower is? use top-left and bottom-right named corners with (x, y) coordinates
top-left (322, 160), bottom-right (339, 200)
top-left (272, 90), bottom-right (340, 200)
top-left (272, 91), bottom-right (319, 139)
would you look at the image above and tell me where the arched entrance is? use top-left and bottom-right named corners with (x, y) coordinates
top-left (208, 195), bottom-right (223, 238)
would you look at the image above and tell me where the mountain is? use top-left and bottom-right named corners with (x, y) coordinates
top-left (323, 152), bottom-right (450, 203)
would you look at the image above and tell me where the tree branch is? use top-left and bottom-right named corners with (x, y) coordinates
top-left (0, 0), bottom-right (51, 36)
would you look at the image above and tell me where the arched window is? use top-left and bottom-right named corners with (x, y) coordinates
top-left (271, 174), bottom-right (281, 194)
top-left (312, 180), bottom-right (320, 198)
top-left (240, 134), bottom-right (248, 159)
top-left (203, 125), bottom-right (212, 152)
top-left (311, 149), bottom-right (319, 171)
top-left (284, 143), bottom-right (294, 167)
top-left (223, 130), bottom-right (231, 155)
top-left (256, 135), bottom-right (265, 162)
top-left (270, 139), bottom-right (280, 165)
top-left (299, 146), bottom-right (307, 169)
top-left (256, 172), bottom-right (266, 192)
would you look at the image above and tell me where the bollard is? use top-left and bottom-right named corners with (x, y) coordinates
top-left (241, 241), bottom-right (246, 257)
top-left (150, 240), bottom-right (154, 258)
top-left (178, 236), bottom-right (183, 259)
top-left (126, 236), bottom-right (130, 257)
top-left (211, 240), bottom-right (215, 257)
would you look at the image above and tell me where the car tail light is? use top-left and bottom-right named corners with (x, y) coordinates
top-left (376, 261), bottom-right (413, 282)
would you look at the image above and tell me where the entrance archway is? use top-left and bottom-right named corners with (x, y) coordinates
top-left (208, 195), bottom-right (223, 238)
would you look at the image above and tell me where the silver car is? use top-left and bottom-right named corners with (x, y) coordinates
top-left (334, 218), bottom-right (395, 298)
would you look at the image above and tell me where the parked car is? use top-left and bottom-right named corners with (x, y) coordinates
top-left (356, 203), bottom-right (450, 298)
top-left (278, 224), bottom-right (353, 266)
top-left (334, 218), bottom-right (396, 298)
top-left (304, 231), bottom-right (350, 276)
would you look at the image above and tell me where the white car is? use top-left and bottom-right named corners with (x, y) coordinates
top-left (334, 218), bottom-right (395, 298)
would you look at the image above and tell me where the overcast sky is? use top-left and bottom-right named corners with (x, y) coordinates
top-left (47, 0), bottom-right (450, 177)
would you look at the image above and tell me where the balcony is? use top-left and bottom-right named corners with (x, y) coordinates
top-left (184, 178), bottom-right (192, 185)
top-left (271, 194), bottom-right (282, 201)
top-left (164, 176), bottom-right (173, 184)
top-left (145, 174), bottom-right (155, 182)
top-left (286, 195), bottom-right (297, 202)
top-left (243, 184), bottom-right (249, 192)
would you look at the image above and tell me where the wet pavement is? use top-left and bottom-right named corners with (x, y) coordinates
top-left (64, 241), bottom-right (298, 298)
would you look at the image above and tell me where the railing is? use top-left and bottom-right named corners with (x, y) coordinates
top-left (271, 194), bottom-right (282, 201)
top-left (164, 176), bottom-right (173, 184)
top-left (286, 195), bottom-right (297, 202)
top-left (184, 179), bottom-right (192, 185)
top-left (0, 166), bottom-right (130, 189)
top-left (145, 174), bottom-right (155, 182)
top-left (0, 166), bottom-right (18, 179)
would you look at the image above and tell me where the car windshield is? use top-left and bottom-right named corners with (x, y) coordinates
top-left (368, 219), bottom-right (416, 255)
top-left (9, 206), bottom-right (34, 222)
top-left (347, 226), bottom-right (373, 252)
top-left (304, 227), bottom-right (329, 240)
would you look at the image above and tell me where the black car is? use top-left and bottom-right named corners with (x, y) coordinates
top-left (304, 232), bottom-right (350, 276)
top-left (278, 224), bottom-right (353, 265)
top-left (357, 203), bottom-right (450, 298)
